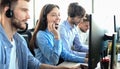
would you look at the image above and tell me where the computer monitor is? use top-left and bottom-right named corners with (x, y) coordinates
top-left (88, 14), bottom-right (115, 69)
top-left (110, 33), bottom-right (117, 69)
top-left (109, 15), bottom-right (117, 69)
top-left (114, 15), bottom-right (119, 42)
top-left (88, 14), bottom-right (105, 69)
top-left (114, 15), bottom-right (117, 32)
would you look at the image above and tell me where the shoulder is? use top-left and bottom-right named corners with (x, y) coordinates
top-left (37, 30), bottom-right (47, 37)
top-left (16, 33), bottom-right (26, 41)
top-left (59, 21), bottom-right (68, 31)
top-left (59, 20), bottom-right (67, 27)
top-left (12, 33), bottom-right (29, 52)
top-left (14, 33), bottom-right (28, 47)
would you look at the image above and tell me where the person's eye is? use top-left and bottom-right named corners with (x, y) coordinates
top-left (52, 15), bottom-right (56, 16)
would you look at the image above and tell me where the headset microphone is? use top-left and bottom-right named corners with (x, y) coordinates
top-left (17, 23), bottom-right (28, 34)
top-left (11, 14), bottom-right (28, 34)
top-left (5, 0), bottom-right (27, 33)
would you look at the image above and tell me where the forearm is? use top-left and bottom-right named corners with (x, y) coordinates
top-left (73, 36), bottom-right (88, 52)
top-left (73, 44), bottom-right (88, 52)
top-left (39, 64), bottom-right (56, 69)
top-left (61, 47), bottom-right (85, 63)
top-left (48, 40), bottom-right (62, 64)
top-left (72, 50), bottom-right (86, 57)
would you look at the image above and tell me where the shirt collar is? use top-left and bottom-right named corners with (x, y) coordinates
top-left (0, 24), bottom-right (10, 41)
top-left (0, 24), bottom-right (24, 47)
top-left (65, 20), bottom-right (76, 30)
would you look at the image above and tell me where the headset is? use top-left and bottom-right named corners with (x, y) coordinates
top-left (17, 23), bottom-right (28, 34)
top-left (43, 4), bottom-right (49, 17)
top-left (5, 0), bottom-right (28, 33)
top-left (5, 0), bottom-right (13, 18)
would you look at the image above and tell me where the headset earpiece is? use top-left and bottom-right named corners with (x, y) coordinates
top-left (43, 4), bottom-right (49, 16)
top-left (5, 8), bottom-right (13, 18)
top-left (5, 0), bottom-right (13, 18)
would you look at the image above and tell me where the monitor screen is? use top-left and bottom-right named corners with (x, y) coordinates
top-left (88, 14), bottom-right (115, 69)
top-left (114, 15), bottom-right (117, 32)
top-left (110, 33), bottom-right (117, 69)
top-left (88, 14), bottom-right (105, 69)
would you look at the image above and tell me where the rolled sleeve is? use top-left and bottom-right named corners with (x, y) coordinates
top-left (73, 34), bottom-right (88, 52)
top-left (28, 53), bottom-right (41, 69)
top-left (61, 47), bottom-right (85, 63)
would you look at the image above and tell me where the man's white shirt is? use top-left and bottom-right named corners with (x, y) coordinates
top-left (77, 27), bottom-right (89, 45)
top-left (9, 38), bottom-right (18, 69)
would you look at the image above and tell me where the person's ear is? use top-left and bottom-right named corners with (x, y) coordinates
top-left (5, 7), bottom-right (13, 18)
top-left (5, 2), bottom-right (13, 18)
top-left (4, 6), bottom-right (13, 18)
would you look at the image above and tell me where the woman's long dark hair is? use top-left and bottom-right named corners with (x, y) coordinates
top-left (29, 4), bottom-right (59, 52)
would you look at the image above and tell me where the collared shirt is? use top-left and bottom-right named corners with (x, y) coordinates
top-left (59, 20), bottom-right (88, 57)
top-left (34, 29), bottom-right (86, 65)
top-left (0, 24), bottom-right (40, 69)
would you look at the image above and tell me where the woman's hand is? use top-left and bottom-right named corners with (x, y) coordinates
top-left (48, 22), bottom-right (60, 39)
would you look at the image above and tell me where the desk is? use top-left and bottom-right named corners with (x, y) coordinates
top-left (59, 61), bottom-right (120, 69)
top-left (58, 61), bottom-right (88, 67)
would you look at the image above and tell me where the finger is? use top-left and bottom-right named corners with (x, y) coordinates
top-left (52, 23), bottom-right (55, 29)
top-left (48, 22), bottom-right (53, 31)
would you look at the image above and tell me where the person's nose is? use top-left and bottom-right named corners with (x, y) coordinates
top-left (26, 12), bottom-right (30, 19)
top-left (56, 15), bottom-right (61, 21)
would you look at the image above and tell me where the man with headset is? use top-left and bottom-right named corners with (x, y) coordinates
top-left (0, 0), bottom-right (81, 69)
top-left (59, 2), bottom-right (88, 62)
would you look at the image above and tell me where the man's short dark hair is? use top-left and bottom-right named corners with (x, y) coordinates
top-left (0, 0), bottom-right (30, 12)
top-left (83, 14), bottom-right (90, 21)
top-left (68, 2), bottom-right (86, 18)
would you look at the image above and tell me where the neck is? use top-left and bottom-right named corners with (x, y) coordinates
top-left (1, 16), bottom-right (16, 41)
top-left (67, 17), bottom-right (74, 27)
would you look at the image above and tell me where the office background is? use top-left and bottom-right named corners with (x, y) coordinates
top-left (27, 0), bottom-right (120, 33)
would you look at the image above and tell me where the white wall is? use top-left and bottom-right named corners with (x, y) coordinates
top-left (27, 0), bottom-right (34, 29)
top-left (94, 0), bottom-right (120, 33)
top-left (28, 0), bottom-right (120, 29)
top-left (34, 0), bottom-right (92, 26)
